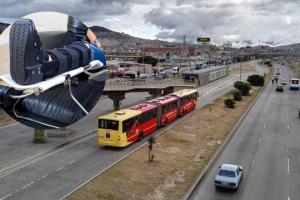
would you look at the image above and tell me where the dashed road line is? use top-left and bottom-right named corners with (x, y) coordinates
top-left (263, 124), bottom-right (266, 129)
top-left (251, 159), bottom-right (255, 168)
top-left (67, 160), bottom-right (77, 165)
top-left (21, 181), bottom-right (34, 189)
top-left (42, 174), bottom-right (48, 178)
top-left (56, 166), bottom-right (63, 171)
top-left (259, 137), bottom-right (262, 144)
top-left (0, 193), bottom-right (12, 200)
top-left (288, 158), bottom-right (290, 174)
top-left (287, 125), bottom-right (290, 130)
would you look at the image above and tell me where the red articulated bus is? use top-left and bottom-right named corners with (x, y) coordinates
top-left (147, 95), bottom-right (178, 127)
top-left (127, 103), bottom-right (158, 141)
top-left (98, 89), bottom-right (199, 147)
top-left (171, 89), bottom-right (199, 117)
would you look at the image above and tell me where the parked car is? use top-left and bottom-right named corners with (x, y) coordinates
top-left (139, 74), bottom-right (147, 79)
top-left (155, 73), bottom-right (168, 80)
top-left (154, 75), bottom-right (163, 80)
top-left (276, 84), bottom-right (284, 92)
top-left (214, 164), bottom-right (243, 191)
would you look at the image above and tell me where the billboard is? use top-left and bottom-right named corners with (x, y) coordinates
top-left (197, 37), bottom-right (211, 43)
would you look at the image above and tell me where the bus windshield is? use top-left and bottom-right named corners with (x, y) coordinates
top-left (98, 119), bottom-right (119, 130)
top-left (291, 80), bottom-right (299, 84)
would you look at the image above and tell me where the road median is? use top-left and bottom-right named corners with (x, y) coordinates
top-left (65, 80), bottom-right (266, 200)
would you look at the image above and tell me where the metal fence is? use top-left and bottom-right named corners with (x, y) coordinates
top-left (104, 78), bottom-right (192, 91)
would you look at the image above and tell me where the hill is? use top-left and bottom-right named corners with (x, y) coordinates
top-left (0, 22), bottom-right (172, 48)
top-left (274, 43), bottom-right (300, 51)
top-left (89, 25), bottom-right (172, 48)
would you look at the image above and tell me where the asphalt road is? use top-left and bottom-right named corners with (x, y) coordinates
top-left (190, 63), bottom-right (300, 200)
top-left (0, 61), bottom-right (267, 200)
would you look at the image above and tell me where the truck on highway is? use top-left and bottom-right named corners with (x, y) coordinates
top-left (289, 78), bottom-right (300, 90)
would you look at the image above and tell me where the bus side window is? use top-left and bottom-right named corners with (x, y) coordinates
top-left (123, 117), bottom-right (137, 134)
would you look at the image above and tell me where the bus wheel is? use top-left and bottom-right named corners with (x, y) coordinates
top-left (138, 131), bottom-right (144, 141)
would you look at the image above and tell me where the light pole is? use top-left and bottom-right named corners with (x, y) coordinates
top-left (240, 60), bottom-right (242, 81)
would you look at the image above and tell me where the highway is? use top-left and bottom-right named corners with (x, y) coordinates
top-left (189, 63), bottom-right (300, 200)
top-left (0, 62), bottom-right (266, 200)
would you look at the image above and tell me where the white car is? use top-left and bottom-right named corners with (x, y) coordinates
top-left (214, 164), bottom-right (243, 190)
top-left (281, 79), bottom-right (287, 86)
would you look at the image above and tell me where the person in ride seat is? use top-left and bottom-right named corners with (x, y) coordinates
top-left (9, 17), bottom-right (106, 85)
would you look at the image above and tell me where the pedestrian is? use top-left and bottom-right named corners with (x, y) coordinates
top-left (137, 70), bottom-right (140, 78)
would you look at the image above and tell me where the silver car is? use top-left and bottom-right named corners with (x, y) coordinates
top-left (214, 164), bottom-right (243, 190)
top-left (281, 79), bottom-right (287, 86)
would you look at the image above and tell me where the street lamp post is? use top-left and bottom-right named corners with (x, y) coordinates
top-left (240, 60), bottom-right (242, 81)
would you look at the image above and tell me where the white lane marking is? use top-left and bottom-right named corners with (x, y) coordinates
top-left (42, 174), bottom-right (48, 178)
top-left (288, 158), bottom-right (290, 174)
top-left (259, 137), bottom-right (262, 144)
top-left (251, 159), bottom-right (255, 167)
top-left (21, 181), bottom-right (34, 189)
top-left (67, 160), bottom-right (77, 165)
top-left (288, 197), bottom-right (290, 200)
top-left (287, 125), bottom-right (290, 130)
top-left (0, 193), bottom-right (12, 200)
top-left (56, 166), bottom-right (63, 171)
top-left (264, 124), bottom-right (266, 129)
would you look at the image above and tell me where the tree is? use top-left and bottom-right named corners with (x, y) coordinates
top-left (224, 99), bottom-right (236, 109)
top-left (247, 74), bottom-right (265, 86)
top-left (264, 61), bottom-right (272, 67)
top-left (231, 89), bottom-right (243, 101)
top-left (234, 81), bottom-right (251, 96)
top-left (137, 55), bottom-right (158, 66)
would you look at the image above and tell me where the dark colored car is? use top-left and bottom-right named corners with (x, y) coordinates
top-left (276, 84), bottom-right (284, 92)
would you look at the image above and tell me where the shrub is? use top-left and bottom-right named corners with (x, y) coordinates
top-left (247, 74), bottom-right (265, 86)
top-left (137, 55), bottom-right (158, 66)
top-left (224, 98), bottom-right (236, 108)
top-left (264, 61), bottom-right (272, 67)
top-left (231, 89), bottom-right (243, 101)
top-left (234, 81), bottom-right (251, 96)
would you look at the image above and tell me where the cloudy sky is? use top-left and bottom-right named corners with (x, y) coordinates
top-left (0, 0), bottom-right (299, 46)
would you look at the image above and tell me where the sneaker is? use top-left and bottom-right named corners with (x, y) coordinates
top-left (9, 19), bottom-right (44, 85)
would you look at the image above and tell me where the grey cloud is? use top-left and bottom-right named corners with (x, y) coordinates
top-left (1, 0), bottom-right (300, 46)
top-left (144, 2), bottom-right (239, 42)
top-left (144, 0), bottom-right (300, 46)
top-left (0, 0), bottom-right (132, 22)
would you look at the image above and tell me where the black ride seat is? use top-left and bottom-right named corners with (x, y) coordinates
top-left (0, 31), bottom-right (106, 129)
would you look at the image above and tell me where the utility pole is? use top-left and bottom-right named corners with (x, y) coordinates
top-left (180, 35), bottom-right (186, 70)
top-left (240, 61), bottom-right (242, 81)
top-left (226, 40), bottom-right (229, 66)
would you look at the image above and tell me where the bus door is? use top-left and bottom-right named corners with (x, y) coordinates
top-left (156, 105), bottom-right (162, 128)
top-left (176, 97), bottom-right (181, 117)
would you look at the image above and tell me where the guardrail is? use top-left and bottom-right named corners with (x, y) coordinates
top-left (104, 78), bottom-right (192, 91)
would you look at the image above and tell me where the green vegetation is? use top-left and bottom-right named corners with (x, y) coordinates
top-left (224, 98), bottom-right (236, 108)
top-left (264, 61), bottom-right (272, 67)
top-left (230, 89), bottom-right (243, 101)
top-left (33, 128), bottom-right (47, 143)
top-left (247, 74), bottom-right (265, 86)
top-left (234, 81), bottom-right (251, 96)
top-left (137, 55), bottom-right (158, 66)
